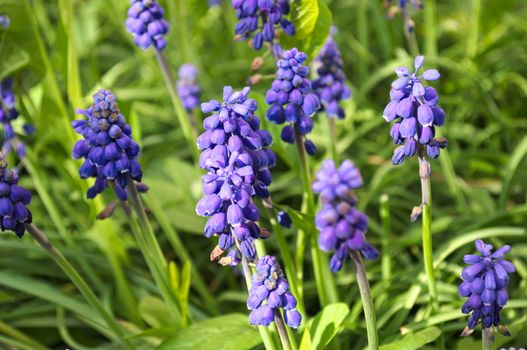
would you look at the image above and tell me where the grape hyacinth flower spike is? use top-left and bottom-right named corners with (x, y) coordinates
top-left (0, 78), bottom-right (30, 159)
top-left (177, 64), bottom-right (201, 112)
top-left (385, 0), bottom-right (423, 33)
top-left (72, 89), bottom-right (144, 201)
top-left (248, 255), bottom-right (301, 328)
top-left (265, 48), bottom-right (320, 155)
top-left (232, 0), bottom-right (295, 51)
top-left (196, 86), bottom-right (276, 262)
top-left (383, 55), bottom-right (447, 165)
top-left (0, 159), bottom-right (32, 237)
top-left (126, 0), bottom-right (169, 50)
top-left (459, 239), bottom-right (515, 341)
top-left (313, 30), bottom-right (351, 120)
top-left (312, 159), bottom-right (378, 272)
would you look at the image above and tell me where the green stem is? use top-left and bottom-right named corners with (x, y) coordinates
top-left (357, 0), bottom-right (369, 82)
top-left (424, 0), bottom-right (437, 57)
top-left (350, 251), bottom-right (378, 350)
top-left (379, 194), bottom-right (392, 281)
top-left (0, 320), bottom-right (47, 350)
top-left (274, 311), bottom-right (292, 350)
top-left (482, 328), bottom-right (492, 350)
top-left (402, 10), bottom-right (420, 56)
top-left (25, 223), bottom-right (136, 350)
top-left (418, 156), bottom-right (438, 312)
top-left (155, 50), bottom-right (199, 161)
top-left (328, 117), bottom-right (338, 163)
top-left (293, 127), bottom-right (338, 306)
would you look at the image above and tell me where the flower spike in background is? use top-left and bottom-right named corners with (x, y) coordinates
top-left (177, 64), bottom-right (201, 113)
top-left (266, 48), bottom-right (320, 155)
top-left (459, 239), bottom-right (515, 340)
top-left (383, 55), bottom-right (447, 165)
top-left (0, 159), bottom-right (32, 237)
top-left (126, 0), bottom-right (169, 50)
top-left (72, 89), bottom-right (144, 201)
top-left (196, 86), bottom-right (276, 261)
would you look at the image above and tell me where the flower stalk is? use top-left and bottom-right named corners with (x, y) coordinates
top-left (481, 329), bottom-right (492, 350)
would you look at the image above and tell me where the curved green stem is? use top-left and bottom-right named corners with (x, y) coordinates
top-left (25, 223), bottom-right (136, 350)
top-left (350, 251), bottom-right (378, 350)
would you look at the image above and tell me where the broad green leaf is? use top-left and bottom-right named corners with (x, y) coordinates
top-left (299, 325), bottom-right (313, 350)
top-left (274, 204), bottom-right (315, 235)
top-left (379, 327), bottom-right (441, 350)
top-left (301, 2), bottom-right (333, 60)
top-left (499, 135), bottom-right (527, 208)
top-left (309, 303), bottom-right (350, 350)
top-left (0, 0), bottom-right (46, 86)
top-left (139, 296), bottom-right (173, 328)
top-left (156, 314), bottom-right (261, 350)
top-left (291, 0), bottom-right (319, 39)
top-left (125, 327), bottom-right (177, 340)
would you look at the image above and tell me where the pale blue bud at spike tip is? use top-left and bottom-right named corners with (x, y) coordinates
top-left (177, 64), bottom-right (201, 112)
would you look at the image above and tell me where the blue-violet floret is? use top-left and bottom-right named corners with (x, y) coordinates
top-left (126, 0), bottom-right (169, 50)
top-left (0, 159), bottom-right (32, 237)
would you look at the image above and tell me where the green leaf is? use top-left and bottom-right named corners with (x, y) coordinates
top-left (0, 0), bottom-right (46, 86)
top-left (156, 314), bottom-right (261, 350)
top-left (499, 135), bottom-right (527, 208)
top-left (125, 327), bottom-right (177, 340)
top-left (291, 0), bottom-right (319, 39)
top-left (274, 204), bottom-right (315, 235)
top-left (139, 296), bottom-right (173, 328)
top-left (379, 327), bottom-right (441, 350)
top-left (301, 2), bottom-right (333, 60)
top-left (298, 326), bottom-right (313, 350)
top-left (308, 303), bottom-right (350, 350)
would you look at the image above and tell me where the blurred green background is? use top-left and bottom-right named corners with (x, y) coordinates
top-left (0, 0), bottom-right (526, 349)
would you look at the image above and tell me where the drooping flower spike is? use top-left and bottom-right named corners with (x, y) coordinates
top-left (247, 255), bottom-right (301, 328)
top-left (0, 78), bottom-right (30, 159)
top-left (232, 0), bottom-right (295, 51)
top-left (72, 89), bottom-right (144, 201)
top-left (459, 239), bottom-right (515, 337)
top-left (312, 159), bottom-right (378, 272)
top-left (196, 86), bottom-right (276, 261)
top-left (313, 29), bottom-right (351, 120)
top-left (266, 48), bottom-right (320, 155)
top-left (0, 159), bottom-right (32, 237)
top-left (383, 56), bottom-right (447, 165)
top-left (126, 0), bottom-right (169, 50)
top-left (177, 64), bottom-right (201, 112)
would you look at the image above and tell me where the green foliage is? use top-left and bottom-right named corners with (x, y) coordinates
top-left (379, 327), bottom-right (441, 350)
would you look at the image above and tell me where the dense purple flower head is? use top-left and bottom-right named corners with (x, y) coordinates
top-left (459, 239), bottom-right (515, 336)
top-left (177, 64), bottom-right (201, 112)
top-left (312, 159), bottom-right (378, 272)
top-left (313, 32), bottom-right (351, 119)
top-left (232, 0), bottom-right (295, 51)
top-left (0, 159), bottom-right (32, 237)
top-left (125, 0), bottom-right (169, 50)
top-left (247, 255), bottom-right (301, 328)
top-left (265, 48), bottom-right (320, 155)
top-left (0, 78), bottom-right (28, 159)
top-left (196, 86), bottom-right (276, 261)
top-left (383, 56), bottom-right (447, 165)
top-left (72, 89), bottom-right (143, 201)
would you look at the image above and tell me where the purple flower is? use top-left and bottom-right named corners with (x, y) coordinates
top-left (209, 0), bottom-right (220, 6)
top-left (277, 210), bottom-right (291, 228)
top-left (312, 159), bottom-right (378, 272)
top-left (248, 255), bottom-right (301, 328)
top-left (177, 64), bottom-right (201, 112)
top-left (197, 86), bottom-right (276, 261)
top-left (0, 159), bottom-right (32, 237)
top-left (232, 0), bottom-right (295, 51)
top-left (125, 0), bottom-right (169, 50)
top-left (0, 15), bottom-right (10, 29)
top-left (72, 89), bottom-right (144, 201)
top-left (459, 239), bottom-right (515, 337)
top-left (265, 48), bottom-right (320, 155)
top-left (313, 30), bottom-right (351, 119)
top-left (0, 78), bottom-right (29, 159)
top-left (383, 56), bottom-right (447, 165)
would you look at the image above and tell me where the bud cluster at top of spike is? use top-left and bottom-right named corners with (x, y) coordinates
top-left (385, 0), bottom-right (422, 33)
top-left (126, 0), bottom-right (169, 50)
top-left (0, 159), bottom-right (32, 237)
top-left (313, 31), bottom-right (351, 119)
top-left (312, 160), bottom-right (378, 272)
top-left (72, 89), bottom-right (143, 201)
top-left (459, 239), bottom-right (515, 337)
top-left (196, 86), bottom-right (276, 262)
top-left (177, 64), bottom-right (201, 112)
top-left (232, 0), bottom-right (295, 51)
top-left (383, 56), bottom-right (447, 165)
top-left (247, 255), bottom-right (301, 328)
top-left (265, 48), bottom-right (320, 156)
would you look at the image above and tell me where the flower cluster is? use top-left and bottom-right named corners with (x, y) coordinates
top-left (247, 255), bottom-right (301, 328)
top-left (0, 159), bottom-right (32, 237)
top-left (232, 0), bottom-right (295, 51)
top-left (177, 64), bottom-right (201, 112)
top-left (72, 89), bottom-right (143, 201)
top-left (0, 14), bottom-right (10, 29)
top-left (0, 78), bottom-right (28, 159)
top-left (126, 0), bottom-right (169, 50)
top-left (196, 86), bottom-right (276, 261)
top-left (312, 159), bottom-right (378, 272)
top-left (265, 48), bottom-right (320, 155)
top-left (459, 239), bottom-right (515, 336)
top-left (383, 56), bottom-right (447, 165)
top-left (313, 32), bottom-right (351, 119)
